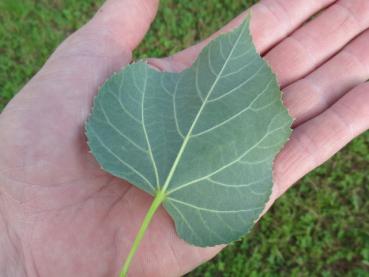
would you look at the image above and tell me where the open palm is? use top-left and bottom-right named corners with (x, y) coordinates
top-left (0, 0), bottom-right (368, 276)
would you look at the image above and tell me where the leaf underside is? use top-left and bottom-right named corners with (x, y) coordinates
top-left (86, 18), bottom-right (292, 247)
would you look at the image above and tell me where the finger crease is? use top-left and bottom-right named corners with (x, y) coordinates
top-left (293, 128), bottom-right (320, 166)
top-left (335, 2), bottom-right (361, 30)
top-left (288, 35), bottom-right (317, 68)
top-left (258, 1), bottom-right (290, 33)
top-left (304, 77), bottom-right (328, 109)
top-left (329, 105), bottom-right (354, 138)
top-left (341, 49), bottom-right (369, 75)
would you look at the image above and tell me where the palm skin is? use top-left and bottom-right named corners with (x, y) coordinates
top-left (0, 0), bottom-right (368, 276)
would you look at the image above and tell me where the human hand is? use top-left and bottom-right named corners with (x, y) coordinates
top-left (0, 0), bottom-right (368, 276)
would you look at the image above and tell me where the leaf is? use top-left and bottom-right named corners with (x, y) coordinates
top-left (86, 18), bottom-right (292, 249)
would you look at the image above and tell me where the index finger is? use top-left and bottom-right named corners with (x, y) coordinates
top-left (149, 0), bottom-right (336, 71)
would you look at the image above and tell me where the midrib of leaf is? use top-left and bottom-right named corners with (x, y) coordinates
top-left (160, 21), bottom-right (248, 194)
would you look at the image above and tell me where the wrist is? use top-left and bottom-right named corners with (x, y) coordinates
top-left (0, 197), bottom-right (26, 276)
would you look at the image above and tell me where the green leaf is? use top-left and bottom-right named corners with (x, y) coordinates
top-left (86, 16), bottom-right (291, 261)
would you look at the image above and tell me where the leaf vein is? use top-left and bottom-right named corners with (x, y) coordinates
top-left (88, 126), bottom-right (155, 192)
top-left (166, 201), bottom-right (204, 244)
top-left (208, 64), bottom-right (266, 103)
top-left (173, 81), bottom-right (185, 139)
top-left (97, 102), bottom-right (147, 153)
top-left (167, 197), bottom-right (263, 214)
top-left (108, 90), bottom-right (142, 124)
top-left (141, 66), bottom-right (160, 188)
top-left (221, 55), bottom-right (258, 78)
top-left (168, 118), bottom-right (286, 194)
top-left (192, 77), bottom-right (273, 137)
top-left (207, 176), bottom-right (270, 188)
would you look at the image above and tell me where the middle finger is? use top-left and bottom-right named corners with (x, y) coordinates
top-left (283, 28), bottom-right (369, 126)
top-left (265, 0), bottom-right (369, 87)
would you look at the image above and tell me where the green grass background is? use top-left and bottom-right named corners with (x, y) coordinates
top-left (0, 0), bottom-right (368, 276)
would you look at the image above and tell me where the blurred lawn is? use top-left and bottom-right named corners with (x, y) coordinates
top-left (0, 0), bottom-right (368, 276)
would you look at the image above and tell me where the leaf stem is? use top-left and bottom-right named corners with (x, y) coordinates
top-left (120, 190), bottom-right (166, 277)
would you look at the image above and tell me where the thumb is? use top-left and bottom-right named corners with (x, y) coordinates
top-left (88, 0), bottom-right (159, 51)
top-left (46, 0), bottom-right (159, 75)
top-left (0, 0), bottom-right (159, 178)
top-left (4, 0), bottom-right (159, 112)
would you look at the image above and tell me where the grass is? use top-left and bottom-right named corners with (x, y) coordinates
top-left (0, 0), bottom-right (368, 276)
